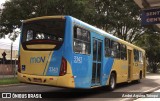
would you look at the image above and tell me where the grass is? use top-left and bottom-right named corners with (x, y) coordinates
top-left (0, 77), bottom-right (19, 85)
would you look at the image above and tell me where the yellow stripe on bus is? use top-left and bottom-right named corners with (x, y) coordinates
top-left (23, 16), bottom-right (65, 23)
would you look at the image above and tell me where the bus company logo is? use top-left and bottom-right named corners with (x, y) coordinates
top-left (30, 56), bottom-right (46, 64)
top-left (2, 93), bottom-right (11, 98)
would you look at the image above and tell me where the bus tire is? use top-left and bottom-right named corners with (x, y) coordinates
top-left (108, 73), bottom-right (116, 90)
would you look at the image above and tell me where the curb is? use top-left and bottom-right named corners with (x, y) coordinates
top-left (120, 86), bottom-right (160, 101)
top-left (0, 83), bottom-right (25, 87)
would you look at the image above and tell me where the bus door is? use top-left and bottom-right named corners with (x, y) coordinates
top-left (128, 49), bottom-right (133, 81)
top-left (92, 38), bottom-right (102, 86)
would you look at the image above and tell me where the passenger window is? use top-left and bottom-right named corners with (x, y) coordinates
top-left (105, 38), bottom-right (111, 57)
top-left (139, 51), bottom-right (143, 63)
top-left (105, 38), bottom-right (127, 60)
top-left (134, 49), bottom-right (143, 62)
top-left (111, 41), bottom-right (120, 58)
top-left (120, 44), bottom-right (127, 60)
top-left (73, 26), bottom-right (91, 54)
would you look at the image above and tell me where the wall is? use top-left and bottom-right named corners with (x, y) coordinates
top-left (0, 64), bottom-right (16, 75)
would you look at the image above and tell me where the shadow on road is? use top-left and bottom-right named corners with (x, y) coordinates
top-left (2, 74), bottom-right (160, 101)
top-left (37, 77), bottom-right (160, 100)
top-left (38, 81), bottom-right (144, 100)
top-left (2, 77), bottom-right (160, 101)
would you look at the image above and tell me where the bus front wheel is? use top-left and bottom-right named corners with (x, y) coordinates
top-left (108, 73), bottom-right (116, 90)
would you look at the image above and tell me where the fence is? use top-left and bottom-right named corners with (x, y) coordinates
top-left (0, 64), bottom-right (17, 75)
top-left (0, 63), bottom-right (17, 79)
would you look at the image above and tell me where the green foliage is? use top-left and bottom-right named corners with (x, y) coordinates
top-left (136, 28), bottom-right (160, 73)
top-left (0, 0), bottom-right (142, 42)
top-left (93, 0), bottom-right (145, 43)
top-left (0, 0), bottom-right (93, 41)
top-left (0, 0), bottom-right (159, 72)
top-left (0, 77), bottom-right (19, 85)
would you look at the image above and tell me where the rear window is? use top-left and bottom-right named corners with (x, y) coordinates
top-left (21, 18), bottom-right (65, 50)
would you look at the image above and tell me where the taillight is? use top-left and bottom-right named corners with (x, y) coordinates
top-left (59, 57), bottom-right (67, 76)
top-left (18, 56), bottom-right (21, 73)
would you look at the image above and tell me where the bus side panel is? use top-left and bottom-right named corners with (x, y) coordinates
top-left (71, 24), bottom-right (92, 88)
top-left (111, 60), bottom-right (128, 83)
top-left (56, 16), bottom-right (76, 88)
top-left (102, 58), bottom-right (114, 86)
top-left (71, 54), bottom-right (92, 88)
top-left (133, 61), bottom-right (143, 80)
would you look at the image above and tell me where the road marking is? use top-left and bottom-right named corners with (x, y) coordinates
top-left (17, 85), bottom-right (27, 88)
top-left (143, 86), bottom-right (160, 93)
top-left (120, 86), bottom-right (160, 101)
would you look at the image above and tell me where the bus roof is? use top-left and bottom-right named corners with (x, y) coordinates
top-left (23, 16), bottom-right (65, 23)
top-left (23, 15), bottom-right (145, 53)
top-left (71, 16), bottom-right (145, 53)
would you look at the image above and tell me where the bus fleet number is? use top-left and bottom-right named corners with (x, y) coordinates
top-left (49, 67), bottom-right (58, 73)
top-left (74, 56), bottom-right (82, 63)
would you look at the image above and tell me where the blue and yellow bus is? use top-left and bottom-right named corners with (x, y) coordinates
top-left (18, 16), bottom-right (146, 90)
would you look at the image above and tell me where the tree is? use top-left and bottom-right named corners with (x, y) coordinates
top-left (1, 0), bottom-right (159, 72)
top-left (1, 0), bottom-right (144, 43)
top-left (92, 0), bottom-right (145, 43)
top-left (136, 28), bottom-right (160, 73)
top-left (0, 0), bottom-right (93, 41)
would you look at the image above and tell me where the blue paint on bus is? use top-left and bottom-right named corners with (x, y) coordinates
top-left (45, 16), bottom-right (116, 88)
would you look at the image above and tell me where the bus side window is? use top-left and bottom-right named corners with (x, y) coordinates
top-left (73, 26), bottom-right (91, 54)
top-left (110, 40), bottom-right (115, 58)
top-left (134, 49), bottom-right (143, 62)
top-left (105, 38), bottom-right (111, 57)
top-left (112, 41), bottom-right (120, 59)
top-left (76, 28), bottom-right (82, 39)
top-left (139, 51), bottom-right (143, 63)
top-left (120, 44), bottom-right (127, 60)
top-left (134, 49), bottom-right (139, 62)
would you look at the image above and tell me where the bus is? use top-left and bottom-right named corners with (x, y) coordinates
top-left (17, 16), bottom-right (146, 90)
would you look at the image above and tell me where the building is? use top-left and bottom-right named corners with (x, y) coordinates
top-left (134, 0), bottom-right (160, 31)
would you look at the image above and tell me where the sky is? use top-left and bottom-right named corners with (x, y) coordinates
top-left (0, 0), bottom-right (19, 50)
top-left (0, 0), bottom-right (6, 6)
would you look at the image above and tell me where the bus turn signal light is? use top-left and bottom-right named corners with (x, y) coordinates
top-left (59, 57), bottom-right (67, 76)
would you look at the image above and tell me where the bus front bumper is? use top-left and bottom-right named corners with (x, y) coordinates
top-left (17, 72), bottom-right (75, 88)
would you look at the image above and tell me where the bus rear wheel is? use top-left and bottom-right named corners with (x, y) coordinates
top-left (136, 72), bottom-right (142, 83)
top-left (109, 73), bottom-right (116, 90)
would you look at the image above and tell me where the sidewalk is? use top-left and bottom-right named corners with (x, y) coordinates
top-left (135, 89), bottom-right (160, 101)
top-left (0, 75), bottom-right (17, 79)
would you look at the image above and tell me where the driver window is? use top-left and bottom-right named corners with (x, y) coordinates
top-left (26, 30), bottom-right (33, 41)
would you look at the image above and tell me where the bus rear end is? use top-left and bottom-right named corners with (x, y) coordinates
top-left (18, 16), bottom-right (75, 88)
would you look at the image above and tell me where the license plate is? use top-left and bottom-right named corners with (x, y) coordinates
top-left (33, 78), bottom-right (42, 83)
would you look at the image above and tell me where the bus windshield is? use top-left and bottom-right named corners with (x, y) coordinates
top-left (21, 18), bottom-right (65, 50)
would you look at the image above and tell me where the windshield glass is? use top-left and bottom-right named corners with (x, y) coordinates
top-left (21, 18), bottom-right (65, 50)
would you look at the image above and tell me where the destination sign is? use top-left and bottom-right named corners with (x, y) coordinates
top-left (141, 8), bottom-right (160, 25)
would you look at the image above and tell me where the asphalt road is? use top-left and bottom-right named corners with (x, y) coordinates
top-left (0, 73), bottom-right (160, 101)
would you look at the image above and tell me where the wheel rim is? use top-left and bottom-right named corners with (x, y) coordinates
top-left (110, 76), bottom-right (115, 89)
